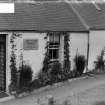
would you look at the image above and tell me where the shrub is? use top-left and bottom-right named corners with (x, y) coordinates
top-left (94, 101), bottom-right (105, 105)
top-left (9, 32), bottom-right (18, 93)
top-left (63, 33), bottom-right (71, 78)
top-left (74, 55), bottom-right (86, 76)
top-left (70, 70), bottom-right (80, 78)
top-left (95, 49), bottom-right (104, 71)
top-left (50, 61), bottom-right (62, 83)
top-left (29, 79), bottom-right (42, 91)
top-left (37, 70), bottom-right (50, 86)
top-left (18, 64), bottom-right (33, 91)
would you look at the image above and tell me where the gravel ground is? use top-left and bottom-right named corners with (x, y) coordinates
top-left (69, 83), bottom-right (105, 105)
top-left (1, 74), bottom-right (105, 105)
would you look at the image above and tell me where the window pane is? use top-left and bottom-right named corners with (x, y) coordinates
top-left (53, 49), bottom-right (59, 59)
top-left (49, 49), bottom-right (53, 59)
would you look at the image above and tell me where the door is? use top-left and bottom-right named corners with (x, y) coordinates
top-left (0, 35), bottom-right (6, 91)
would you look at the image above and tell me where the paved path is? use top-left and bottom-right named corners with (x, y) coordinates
top-left (1, 74), bottom-right (105, 105)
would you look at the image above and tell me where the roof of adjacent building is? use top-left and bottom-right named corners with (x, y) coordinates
top-left (0, 2), bottom-right (88, 31)
top-left (72, 2), bottom-right (105, 30)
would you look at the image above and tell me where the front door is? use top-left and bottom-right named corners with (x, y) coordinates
top-left (0, 35), bottom-right (6, 91)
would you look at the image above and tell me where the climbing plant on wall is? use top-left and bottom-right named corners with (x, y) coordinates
top-left (9, 32), bottom-right (22, 93)
top-left (37, 33), bottom-right (51, 85)
top-left (42, 33), bottom-right (50, 73)
top-left (63, 32), bottom-right (71, 76)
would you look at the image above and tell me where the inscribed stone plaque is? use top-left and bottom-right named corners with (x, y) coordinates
top-left (23, 39), bottom-right (38, 50)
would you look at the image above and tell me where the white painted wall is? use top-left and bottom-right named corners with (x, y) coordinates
top-left (88, 30), bottom-right (105, 70)
top-left (70, 33), bottom-right (88, 72)
top-left (59, 34), bottom-right (64, 66)
top-left (22, 33), bottom-right (46, 78)
top-left (6, 32), bottom-right (65, 92)
top-left (6, 32), bottom-right (47, 92)
top-left (14, 32), bottom-right (47, 79)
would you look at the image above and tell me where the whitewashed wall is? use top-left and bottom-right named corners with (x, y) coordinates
top-left (6, 32), bottom-right (64, 92)
top-left (6, 32), bottom-right (47, 92)
top-left (88, 30), bottom-right (105, 70)
top-left (70, 33), bottom-right (88, 72)
top-left (22, 33), bottom-right (46, 78)
top-left (59, 34), bottom-right (64, 66)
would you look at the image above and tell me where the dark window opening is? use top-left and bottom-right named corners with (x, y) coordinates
top-left (48, 33), bottom-right (60, 61)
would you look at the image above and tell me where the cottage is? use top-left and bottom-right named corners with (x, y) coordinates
top-left (72, 2), bottom-right (105, 70)
top-left (0, 2), bottom-right (89, 93)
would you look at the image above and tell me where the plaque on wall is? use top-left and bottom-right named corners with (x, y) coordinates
top-left (23, 39), bottom-right (38, 50)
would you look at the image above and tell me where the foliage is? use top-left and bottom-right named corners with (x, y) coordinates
top-left (63, 32), bottom-right (71, 77)
top-left (35, 33), bottom-right (51, 86)
top-left (30, 32), bottom-right (74, 90)
top-left (9, 32), bottom-right (22, 94)
top-left (27, 32), bottom-right (86, 92)
top-left (18, 64), bottom-right (33, 91)
top-left (37, 70), bottom-right (51, 86)
top-left (31, 62), bottom-right (62, 89)
top-left (9, 32), bottom-right (18, 93)
top-left (42, 34), bottom-right (50, 73)
top-left (33, 62), bottom-right (63, 89)
top-left (95, 49), bottom-right (104, 71)
top-left (50, 61), bottom-right (62, 83)
top-left (74, 54), bottom-right (86, 76)
top-left (70, 70), bottom-right (79, 78)
top-left (29, 78), bottom-right (42, 91)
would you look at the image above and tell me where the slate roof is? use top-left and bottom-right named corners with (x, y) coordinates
top-left (0, 0), bottom-right (12, 2)
top-left (72, 2), bottom-right (105, 30)
top-left (0, 2), bottom-right (87, 31)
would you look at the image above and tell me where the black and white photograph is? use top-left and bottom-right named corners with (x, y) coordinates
top-left (0, 0), bottom-right (104, 105)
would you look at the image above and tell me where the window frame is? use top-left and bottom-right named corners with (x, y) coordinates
top-left (48, 33), bottom-right (60, 62)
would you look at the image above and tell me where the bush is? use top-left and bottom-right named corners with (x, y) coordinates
top-left (37, 70), bottom-right (50, 86)
top-left (29, 79), bottom-right (42, 91)
top-left (70, 70), bottom-right (80, 78)
top-left (94, 101), bottom-right (105, 105)
top-left (35, 61), bottom-right (62, 87)
top-left (50, 61), bottom-right (62, 83)
top-left (74, 55), bottom-right (86, 76)
top-left (18, 64), bottom-right (33, 91)
top-left (95, 49), bottom-right (104, 71)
